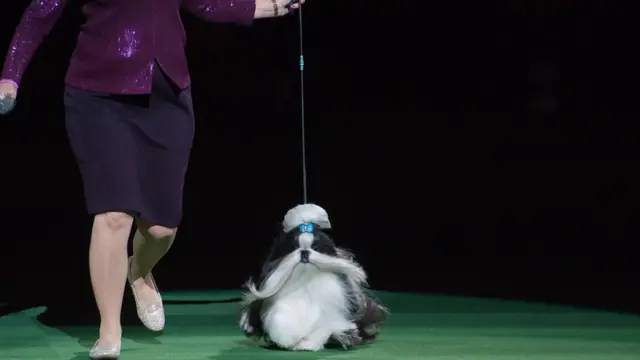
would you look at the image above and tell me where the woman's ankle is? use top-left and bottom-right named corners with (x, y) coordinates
top-left (99, 324), bottom-right (122, 344)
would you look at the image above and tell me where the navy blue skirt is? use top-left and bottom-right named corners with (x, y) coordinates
top-left (64, 68), bottom-right (195, 227)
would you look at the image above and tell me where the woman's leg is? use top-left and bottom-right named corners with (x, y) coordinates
top-left (129, 222), bottom-right (176, 305)
top-left (90, 212), bottom-right (134, 345)
top-left (125, 68), bottom-right (192, 327)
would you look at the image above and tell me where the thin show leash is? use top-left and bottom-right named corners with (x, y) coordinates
top-left (284, 0), bottom-right (308, 204)
top-left (296, 4), bottom-right (308, 205)
top-left (278, 0), bottom-right (307, 203)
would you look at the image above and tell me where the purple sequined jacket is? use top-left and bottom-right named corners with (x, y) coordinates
top-left (1, 0), bottom-right (256, 94)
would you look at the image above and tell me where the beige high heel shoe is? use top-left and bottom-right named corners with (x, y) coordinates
top-left (89, 341), bottom-right (121, 359)
top-left (127, 256), bottom-right (165, 331)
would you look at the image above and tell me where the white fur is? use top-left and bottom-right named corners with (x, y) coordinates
top-left (298, 233), bottom-right (313, 248)
top-left (283, 204), bottom-right (331, 232)
top-left (262, 266), bottom-right (355, 351)
top-left (242, 249), bottom-right (368, 351)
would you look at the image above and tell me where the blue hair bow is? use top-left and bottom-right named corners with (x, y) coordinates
top-left (299, 223), bottom-right (314, 233)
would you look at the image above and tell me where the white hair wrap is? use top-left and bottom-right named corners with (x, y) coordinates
top-left (282, 204), bottom-right (332, 232)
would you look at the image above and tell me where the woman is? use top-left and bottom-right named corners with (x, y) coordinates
top-left (0, 0), bottom-right (303, 358)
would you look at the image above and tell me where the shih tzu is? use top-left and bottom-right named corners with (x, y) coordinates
top-left (239, 204), bottom-right (387, 351)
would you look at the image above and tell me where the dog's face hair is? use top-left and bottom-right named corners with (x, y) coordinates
top-left (256, 224), bottom-right (337, 281)
top-left (276, 224), bottom-right (337, 257)
top-left (295, 226), bottom-right (336, 254)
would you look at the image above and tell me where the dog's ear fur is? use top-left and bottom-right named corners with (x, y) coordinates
top-left (336, 247), bottom-right (355, 261)
top-left (241, 227), bottom-right (297, 343)
top-left (240, 298), bottom-right (266, 339)
top-left (248, 229), bottom-right (287, 287)
top-left (240, 228), bottom-right (287, 341)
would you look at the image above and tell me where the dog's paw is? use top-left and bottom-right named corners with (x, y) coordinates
top-left (331, 327), bottom-right (363, 348)
top-left (362, 324), bottom-right (378, 336)
top-left (293, 338), bottom-right (324, 352)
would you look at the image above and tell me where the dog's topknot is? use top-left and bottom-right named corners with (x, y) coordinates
top-left (282, 204), bottom-right (332, 233)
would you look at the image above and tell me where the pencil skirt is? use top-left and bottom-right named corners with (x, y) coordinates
top-left (64, 68), bottom-right (195, 228)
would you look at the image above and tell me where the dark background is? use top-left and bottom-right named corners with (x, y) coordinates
top-left (1, 0), bottom-right (638, 318)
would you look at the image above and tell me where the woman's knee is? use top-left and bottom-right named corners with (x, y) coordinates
top-left (94, 212), bottom-right (134, 232)
top-left (148, 225), bottom-right (177, 240)
top-left (139, 222), bottom-right (177, 240)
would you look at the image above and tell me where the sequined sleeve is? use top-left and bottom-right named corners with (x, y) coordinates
top-left (182, 0), bottom-right (256, 25)
top-left (1, 0), bottom-right (69, 86)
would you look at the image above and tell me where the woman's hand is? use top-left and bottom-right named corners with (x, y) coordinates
top-left (254, 0), bottom-right (305, 19)
top-left (0, 81), bottom-right (18, 115)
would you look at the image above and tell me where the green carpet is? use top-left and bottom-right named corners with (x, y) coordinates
top-left (1, 291), bottom-right (639, 359)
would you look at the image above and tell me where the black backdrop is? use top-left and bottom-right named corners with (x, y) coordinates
top-left (1, 1), bottom-right (638, 315)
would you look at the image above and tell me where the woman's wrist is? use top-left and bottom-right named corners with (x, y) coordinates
top-left (0, 79), bottom-right (18, 88)
top-left (254, 0), bottom-right (281, 19)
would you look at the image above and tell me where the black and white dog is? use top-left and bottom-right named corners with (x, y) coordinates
top-left (239, 204), bottom-right (387, 351)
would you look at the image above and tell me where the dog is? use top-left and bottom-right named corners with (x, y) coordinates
top-left (239, 204), bottom-right (387, 351)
